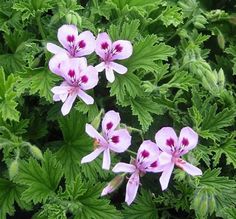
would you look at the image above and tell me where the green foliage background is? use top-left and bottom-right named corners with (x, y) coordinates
top-left (0, 0), bottom-right (236, 218)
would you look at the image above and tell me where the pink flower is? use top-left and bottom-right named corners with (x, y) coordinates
top-left (155, 127), bottom-right (203, 191)
top-left (95, 32), bottom-right (133, 83)
top-left (51, 57), bottom-right (98, 115)
top-left (81, 110), bottom-right (132, 170)
top-left (47, 24), bottom-right (95, 58)
top-left (112, 141), bottom-right (163, 205)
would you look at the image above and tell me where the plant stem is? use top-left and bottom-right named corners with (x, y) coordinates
top-left (127, 149), bottom-right (137, 156)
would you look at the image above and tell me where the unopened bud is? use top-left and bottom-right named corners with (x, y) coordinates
top-left (229, 15), bottom-right (236, 25)
top-left (9, 160), bottom-right (19, 180)
top-left (91, 109), bottom-right (104, 130)
top-left (29, 145), bottom-right (43, 160)
top-left (217, 68), bottom-right (225, 87)
top-left (66, 13), bottom-right (73, 24)
top-left (217, 31), bottom-right (225, 50)
top-left (101, 175), bottom-right (124, 196)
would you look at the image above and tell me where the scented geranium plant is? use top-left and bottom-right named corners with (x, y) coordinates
top-left (0, 0), bottom-right (236, 219)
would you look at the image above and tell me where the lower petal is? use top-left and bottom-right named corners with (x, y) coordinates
top-left (110, 62), bottom-right (127, 74)
top-left (61, 93), bottom-right (77, 116)
top-left (112, 163), bottom-right (136, 173)
top-left (125, 172), bottom-right (140, 205)
top-left (105, 67), bottom-right (115, 83)
top-left (95, 62), bottom-right (105, 72)
top-left (77, 90), bottom-right (94, 105)
top-left (102, 148), bottom-right (111, 170)
top-left (176, 159), bottom-right (202, 176)
top-left (159, 152), bottom-right (172, 166)
top-left (81, 147), bottom-right (104, 164)
top-left (159, 163), bottom-right (174, 191)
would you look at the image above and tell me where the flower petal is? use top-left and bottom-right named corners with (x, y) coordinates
top-left (155, 127), bottom-right (178, 154)
top-left (176, 158), bottom-right (202, 176)
top-left (79, 66), bottom-right (99, 90)
top-left (46, 43), bottom-right (67, 55)
top-left (159, 163), bottom-right (174, 191)
top-left (85, 124), bottom-right (107, 145)
top-left (60, 57), bottom-right (87, 83)
top-left (109, 129), bottom-right (132, 153)
top-left (57, 24), bottom-right (78, 52)
top-left (61, 93), bottom-right (77, 116)
top-left (81, 147), bottom-right (104, 164)
top-left (95, 62), bottom-right (105, 72)
top-left (95, 32), bottom-right (112, 59)
top-left (112, 40), bottom-right (133, 60)
top-left (48, 53), bottom-right (69, 76)
top-left (102, 110), bottom-right (120, 133)
top-left (101, 184), bottom-right (113, 196)
top-left (136, 140), bottom-right (161, 173)
top-left (112, 162), bottom-right (136, 173)
top-left (102, 148), bottom-right (111, 170)
top-left (159, 152), bottom-right (172, 166)
top-left (77, 90), bottom-right (94, 105)
top-left (105, 67), bottom-right (115, 83)
top-left (125, 172), bottom-right (140, 205)
top-left (76, 31), bottom-right (95, 56)
top-left (110, 62), bottom-right (127, 74)
top-left (178, 127), bottom-right (198, 155)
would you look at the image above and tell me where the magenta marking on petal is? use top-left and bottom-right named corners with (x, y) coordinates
top-left (106, 122), bottom-right (113, 130)
top-left (67, 35), bottom-right (75, 42)
top-left (115, 44), bottom-right (123, 52)
top-left (166, 138), bottom-right (175, 147)
top-left (68, 69), bottom-right (75, 77)
top-left (141, 150), bottom-right (149, 158)
top-left (101, 42), bottom-right (109, 50)
top-left (111, 136), bottom-right (119, 143)
top-left (182, 138), bottom-right (189, 146)
top-left (150, 161), bottom-right (158, 168)
top-left (78, 40), bottom-right (86, 48)
top-left (81, 75), bottom-right (88, 83)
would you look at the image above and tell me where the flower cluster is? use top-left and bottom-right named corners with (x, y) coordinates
top-left (47, 25), bottom-right (202, 206)
top-left (81, 110), bottom-right (202, 205)
top-left (47, 25), bottom-right (133, 115)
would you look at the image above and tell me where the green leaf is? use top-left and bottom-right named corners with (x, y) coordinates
top-left (0, 178), bottom-right (31, 219)
top-left (17, 150), bottom-right (63, 204)
top-left (109, 20), bottom-right (140, 41)
top-left (130, 97), bottom-right (164, 131)
top-left (191, 169), bottom-right (236, 217)
top-left (19, 68), bottom-right (60, 101)
top-left (160, 6), bottom-right (183, 27)
top-left (122, 189), bottom-right (158, 219)
top-left (108, 71), bottom-right (143, 103)
top-left (0, 67), bottom-right (20, 121)
top-left (56, 110), bottom-right (109, 182)
top-left (212, 134), bottom-right (236, 168)
top-left (124, 35), bottom-right (175, 72)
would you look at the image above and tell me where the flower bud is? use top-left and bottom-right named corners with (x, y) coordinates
top-left (9, 160), bottom-right (19, 180)
top-left (101, 175), bottom-right (125, 196)
top-left (29, 145), bottom-right (43, 160)
top-left (91, 109), bottom-right (104, 130)
top-left (217, 31), bottom-right (225, 50)
top-left (217, 68), bottom-right (225, 87)
top-left (66, 13), bottom-right (73, 24)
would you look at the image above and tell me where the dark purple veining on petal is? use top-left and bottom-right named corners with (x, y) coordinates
top-left (67, 35), bottom-right (75, 42)
top-left (150, 161), bottom-right (158, 168)
top-left (141, 150), bottom-right (149, 158)
top-left (114, 44), bottom-right (123, 53)
top-left (68, 69), bottom-right (75, 77)
top-left (166, 138), bottom-right (175, 147)
top-left (101, 42), bottom-right (109, 50)
top-left (78, 40), bottom-right (86, 48)
top-left (182, 137), bottom-right (189, 146)
top-left (111, 136), bottom-right (119, 143)
top-left (106, 122), bottom-right (113, 130)
top-left (81, 75), bottom-right (88, 83)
